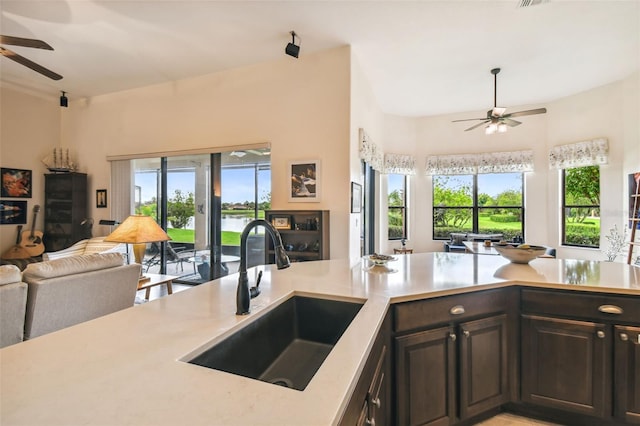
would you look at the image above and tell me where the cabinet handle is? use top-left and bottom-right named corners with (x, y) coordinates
top-left (449, 333), bottom-right (457, 341)
top-left (598, 304), bottom-right (623, 315)
top-left (620, 333), bottom-right (629, 341)
top-left (463, 330), bottom-right (470, 338)
top-left (365, 417), bottom-right (375, 426)
top-left (597, 330), bottom-right (605, 339)
top-left (450, 305), bottom-right (465, 315)
top-left (371, 397), bottom-right (381, 408)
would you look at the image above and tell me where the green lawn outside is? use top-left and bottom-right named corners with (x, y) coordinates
top-left (166, 210), bottom-right (264, 245)
top-left (168, 228), bottom-right (241, 245)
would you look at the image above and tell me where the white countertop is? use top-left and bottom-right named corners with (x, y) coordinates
top-left (2, 253), bottom-right (639, 425)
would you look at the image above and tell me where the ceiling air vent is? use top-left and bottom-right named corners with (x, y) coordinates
top-left (517, 0), bottom-right (549, 7)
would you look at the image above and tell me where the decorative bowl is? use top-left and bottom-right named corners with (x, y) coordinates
top-left (367, 253), bottom-right (397, 266)
top-left (494, 244), bottom-right (547, 264)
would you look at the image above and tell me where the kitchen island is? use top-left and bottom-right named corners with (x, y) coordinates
top-left (1, 253), bottom-right (639, 425)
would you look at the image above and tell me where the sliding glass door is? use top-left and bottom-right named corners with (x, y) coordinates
top-left (131, 148), bottom-right (270, 284)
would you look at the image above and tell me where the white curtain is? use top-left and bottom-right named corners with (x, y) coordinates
top-left (426, 150), bottom-right (534, 175)
top-left (109, 160), bottom-right (134, 222)
top-left (548, 138), bottom-right (609, 169)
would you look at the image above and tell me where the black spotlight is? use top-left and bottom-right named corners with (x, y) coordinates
top-left (60, 91), bottom-right (68, 107)
top-left (285, 31), bottom-right (300, 58)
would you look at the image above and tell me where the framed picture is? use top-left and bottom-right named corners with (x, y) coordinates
top-left (96, 189), bottom-right (107, 208)
top-left (271, 215), bottom-right (291, 230)
top-left (289, 160), bottom-right (320, 202)
top-left (351, 182), bottom-right (362, 213)
top-left (1, 168), bottom-right (32, 198)
top-left (0, 200), bottom-right (28, 224)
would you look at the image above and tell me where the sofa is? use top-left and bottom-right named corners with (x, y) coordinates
top-left (444, 232), bottom-right (504, 252)
top-left (42, 236), bottom-right (127, 261)
top-left (21, 253), bottom-right (141, 340)
top-left (0, 264), bottom-right (28, 348)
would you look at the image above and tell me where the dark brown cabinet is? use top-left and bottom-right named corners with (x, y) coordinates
top-left (393, 289), bottom-right (514, 425)
top-left (520, 288), bottom-right (640, 424)
top-left (521, 315), bottom-right (608, 418)
top-left (43, 173), bottom-right (87, 252)
top-left (340, 312), bottom-right (391, 426)
top-left (265, 210), bottom-right (329, 263)
top-left (614, 325), bottom-right (640, 423)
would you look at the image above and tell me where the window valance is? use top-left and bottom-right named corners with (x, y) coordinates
top-left (358, 128), bottom-right (384, 171)
top-left (384, 153), bottom-right (416, 175)
top-left (426, 150), bottom-right (534, 175)
top-left (548, 138), bottom-right (609, 169)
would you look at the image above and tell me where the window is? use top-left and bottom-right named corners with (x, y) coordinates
top-left (562, 165), bottom-right (600, 248)
top-left (433, 173), bottom-right (524, 240)
top-left (388, 174), bottom-right (407, 240)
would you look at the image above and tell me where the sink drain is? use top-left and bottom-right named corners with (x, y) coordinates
top-left (268, 378), bottom-right (293, 388)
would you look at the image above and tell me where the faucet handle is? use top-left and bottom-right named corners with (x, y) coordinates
top-left (256, 270), bottom-right (263, 288)
top-left (249, 271), bottom-right (263, 299)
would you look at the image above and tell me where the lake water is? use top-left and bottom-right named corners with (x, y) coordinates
top-left (221, 215), bottom-right (254, 232)
top-left (183, 215), bottom-right (255, 232)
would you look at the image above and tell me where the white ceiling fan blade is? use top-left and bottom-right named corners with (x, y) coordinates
top-left (465, 120), bottom-right (491, 131)
top-left (502, 118), bottom-right (522, 127)
top-left (503, 108), bottom-right (547, 118)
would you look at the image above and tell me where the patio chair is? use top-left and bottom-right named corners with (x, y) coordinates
top-left (143, 242), bottom-right (194, 273)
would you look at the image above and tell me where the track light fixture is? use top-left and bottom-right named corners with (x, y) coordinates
top-left (59, 91), bottom-right (68, 107)
top-left (285, 31), bottom-right (300, 58)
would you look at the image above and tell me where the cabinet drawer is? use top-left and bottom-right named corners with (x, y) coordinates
top-left (394, 288), bottom-right (511, 333)
top-left (522, 289), bottom-right (640, 324)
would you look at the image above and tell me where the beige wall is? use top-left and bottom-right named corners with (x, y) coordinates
top-left (376, 71), bottom-right (639, 261)
top-left (0, 87), bottom-right (60, 251)
top-left (1, 49), bottom-right (638, 263)
top-left (1, 46), bottom-right (353, 259)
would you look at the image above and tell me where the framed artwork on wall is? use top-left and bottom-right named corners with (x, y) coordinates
top-left (0, 200), bottom-right (28, 224)
top-left (351, 182), bottom-right (362, 213)
top-left (289, 160), bottom-right (320, 202)
top-left (96, 189), bottom-right (107, 208)
top-left (1, 168), bottom-right (32, 198)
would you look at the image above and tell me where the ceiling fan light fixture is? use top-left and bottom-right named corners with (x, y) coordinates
top-left (498, 123), bottom-right (508, 133)
top-left (485, 123), bottom-right (498, 135)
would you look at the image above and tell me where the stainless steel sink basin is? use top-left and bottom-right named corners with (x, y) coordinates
top-left (185, 295), bottom-right (363, 391)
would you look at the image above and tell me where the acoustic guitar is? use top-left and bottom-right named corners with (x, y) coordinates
top-left (1, 225), bottom-right (31, 259)
top-left (20, 205), bottom-right (45, 256)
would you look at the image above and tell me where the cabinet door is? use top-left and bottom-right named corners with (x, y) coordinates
top-left (614, 325), bottom-right (640, 424)
top-left (521, 314), bottom-right (609, 418)
top-left (459, 314), bottom-right (508, 419)
top-left (395, 326), bottom-right (456, 426)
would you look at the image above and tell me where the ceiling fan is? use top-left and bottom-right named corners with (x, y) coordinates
top-left (0, 35), bottom-right (63, 80)
top-left (452, 68), bottom-right (545, 134)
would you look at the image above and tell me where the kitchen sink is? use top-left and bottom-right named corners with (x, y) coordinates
top-left (185, 295), bottom-right (363, 391)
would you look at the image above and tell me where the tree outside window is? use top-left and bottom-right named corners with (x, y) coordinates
top-left (388, 174), bottom-right (407, 240)
top-left (433, 173), bottom-right (524, 240)
top-left (562, 166), bottom-right (600, 247)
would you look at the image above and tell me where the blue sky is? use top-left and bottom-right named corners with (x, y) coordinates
top-left (389, 172), bottom-right (522, 198)
top-left (136, 169), bottom-right (271, 204)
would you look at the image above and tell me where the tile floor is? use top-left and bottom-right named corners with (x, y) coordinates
top-left (476, 413), bottom-right (561, 425)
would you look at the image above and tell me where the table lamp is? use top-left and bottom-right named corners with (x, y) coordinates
top-left (105, 215), bottom-right (170, 282)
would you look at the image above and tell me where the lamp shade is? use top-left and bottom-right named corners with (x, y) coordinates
top-left (105, 215), bottom-right (170, 244)
top-left (105, 215), bottom-right (170, 272)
